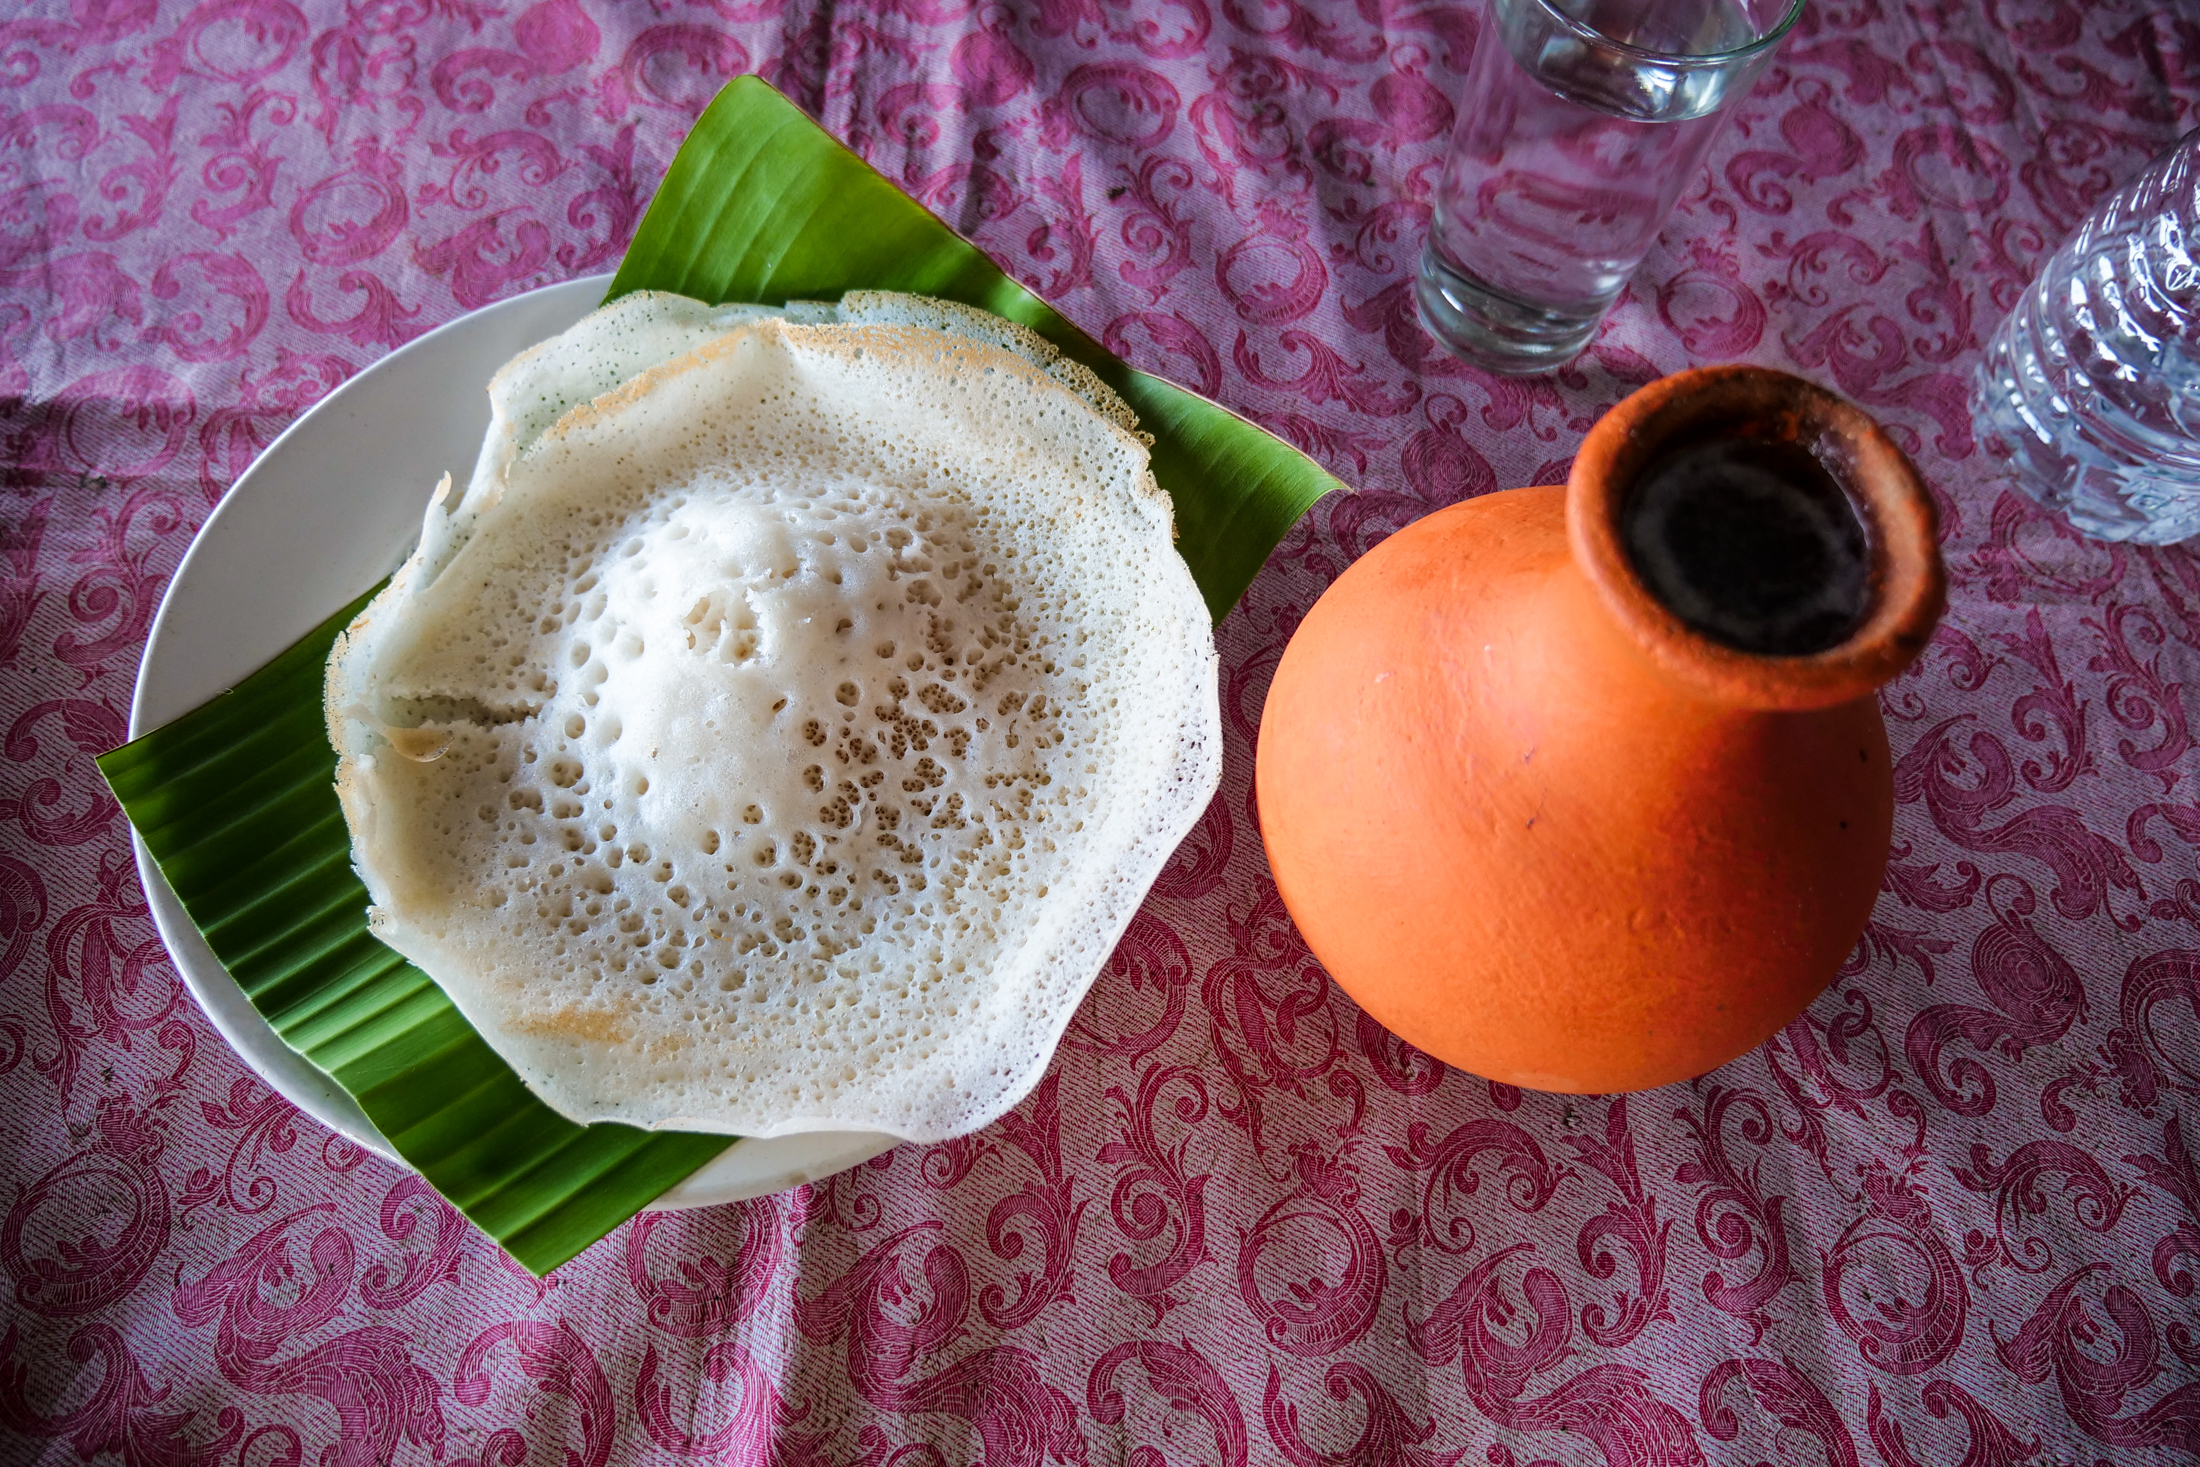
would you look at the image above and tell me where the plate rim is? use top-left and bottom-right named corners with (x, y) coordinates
top-left (127, 271), bottom-right (897, 1212)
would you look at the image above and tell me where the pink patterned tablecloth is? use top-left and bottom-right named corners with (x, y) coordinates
top-left (4, 1), bottom-right (2199, 1463)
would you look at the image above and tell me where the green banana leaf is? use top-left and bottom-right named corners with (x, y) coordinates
top-left (104, 75), bottom-right (1337, 1274)
top-left (609, 76), bottom-right (1341, 620)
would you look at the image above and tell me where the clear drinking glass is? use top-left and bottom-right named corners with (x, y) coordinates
top-left (1417, 0), bottom-right (1804, 374)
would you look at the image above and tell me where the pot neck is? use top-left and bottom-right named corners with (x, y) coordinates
top-left (1565, 366), bottom-right (1945, 713)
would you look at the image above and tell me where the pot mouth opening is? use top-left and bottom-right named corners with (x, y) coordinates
top-left (1567, 367), bottom-right (1945, 712)
top-left (1620, 426), bottom-right (1872, 658)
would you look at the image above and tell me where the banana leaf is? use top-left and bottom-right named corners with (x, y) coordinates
top-left (609, 76), bottom-right (1341, 620)
top-left (104, 75), bottom-right (1337, 1275)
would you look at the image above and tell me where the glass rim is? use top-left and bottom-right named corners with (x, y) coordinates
top-left (1518, 0), bottom-right (1807, 68)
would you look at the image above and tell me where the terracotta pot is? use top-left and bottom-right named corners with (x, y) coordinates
top-left (1255, 366), bottom-right (1945, 1094)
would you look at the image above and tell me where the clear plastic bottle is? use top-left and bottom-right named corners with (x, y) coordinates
top-left (1972, 129), bottom-right (2200, 542)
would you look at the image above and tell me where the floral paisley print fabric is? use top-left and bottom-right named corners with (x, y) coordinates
top-left (1, 1), bottom-right (2197, 1463)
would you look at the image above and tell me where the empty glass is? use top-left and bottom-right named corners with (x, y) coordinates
top-left (1417, 0), bottom-right (1803, 374)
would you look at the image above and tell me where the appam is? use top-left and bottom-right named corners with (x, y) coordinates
top-left (325, 292), bottom-right (1220, 1143)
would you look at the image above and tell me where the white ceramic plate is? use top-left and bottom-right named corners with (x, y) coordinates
top-left (129, 273), bottom-right (899, 1209)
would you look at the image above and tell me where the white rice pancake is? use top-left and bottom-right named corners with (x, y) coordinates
top-left (325, 293), bottom-right (1220, 1143)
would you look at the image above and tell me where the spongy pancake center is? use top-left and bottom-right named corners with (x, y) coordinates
top-left (556, 476), bottom-right (1064, 999)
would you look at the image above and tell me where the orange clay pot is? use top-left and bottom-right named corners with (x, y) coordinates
top-left (1255, 366), bottom-right (1945, 1094)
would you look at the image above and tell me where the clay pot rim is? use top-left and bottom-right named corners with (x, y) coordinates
top-left (1565, 364), bottom-right (1946, 712)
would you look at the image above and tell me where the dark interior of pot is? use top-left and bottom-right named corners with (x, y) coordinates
top-left (1618, 425), bottom-right (1872, 658)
